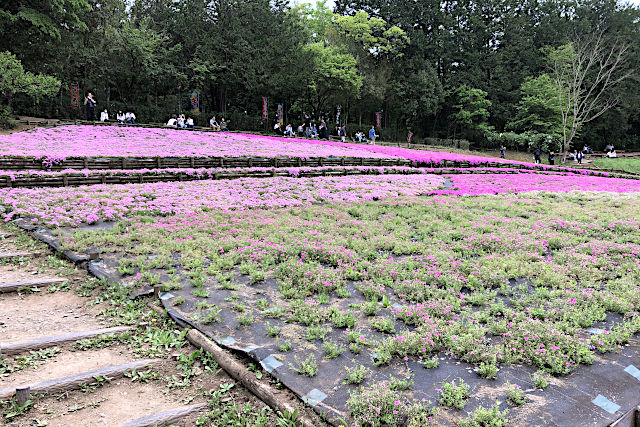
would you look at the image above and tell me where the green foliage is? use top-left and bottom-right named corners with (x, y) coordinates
top-left (439, 378), bottom-right (470, 409)
top-left (289, 354), bottom-right (318, 377)
top-left (449, 85), bottom-right (492, 139)
top-left (459, 403), bottom-right (509, 427)
top-left (508, 74), bottom-right (563, 138)
top-left (0, 51), bottom-right (60, 118)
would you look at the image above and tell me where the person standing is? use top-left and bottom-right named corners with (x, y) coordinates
top-left (368, 125), bottom-right (377, 145)
top-left (548, 151), bottom-right (555, 165)
top-left (84, 93), bottom-right (97, 121)
top-left (533, 147), bottom-right (541, 164)
top-left (577, 150), bottom-right (584, 164)
top-left (500, 145), bottom-right (506, 159)
top-left (340, 124), bottom-right (347, 142)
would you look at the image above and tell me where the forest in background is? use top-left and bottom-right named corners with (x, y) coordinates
top-left (1, 0), bottom-right (639, 151)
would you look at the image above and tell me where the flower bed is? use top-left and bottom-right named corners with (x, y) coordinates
top-left (430, 173), bottom-right (640, 196)
top-left (0, 126), bottom-right (397, 164)
top-left (0, 126), bottom-right (601, 176)
top-left (0, 173), bottom-right (445, 226)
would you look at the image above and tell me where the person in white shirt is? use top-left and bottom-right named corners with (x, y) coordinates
top-left (100, 109), bottom-right (109, 122)
top-left (177, 115), bottom-right (186, 128)
top-left (186, 117), bottom-right (194, 129)
top-left (166, 115), bottom-right (177, 127)
top-left (125, 111), bottom-right (136, 124)
top-left (608, 150), bottom-right (618, 158)
top-left (210, 116), bottom-right (220, 131)
top-left (116, 111), bottom-right (125, 123)
top-left (285, 124), bottom-right (294, 137)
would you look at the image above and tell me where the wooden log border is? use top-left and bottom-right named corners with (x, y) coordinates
top-left (120, 403), bottom-right (208, 427)
top-left (0, 164), bottom-right (619, 189)
top-left (0, 359), bottom-right (159, 401)
top-left (0, 278), bottom-right (66, 293)
top-left (0, 326), bottom-right (134, 355)
top-left (0, 155), bottom-right (411, 172)
top-left (186, 329), bottom-right (319, 427)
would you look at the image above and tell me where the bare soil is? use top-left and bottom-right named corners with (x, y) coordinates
top-left (0, 291), bottom-right (103, 342)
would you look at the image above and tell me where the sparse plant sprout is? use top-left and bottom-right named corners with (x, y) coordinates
top-left (277, 338), bottom-right (292, 352)
top-left (265, 322), bottom-right (281, 337)
top-left (317, 293), bottom-right (330, 304)
top-left (172, 296), bottom-right (186, 306)
top-left (306, 324), bottom-right (330, 341)
top-left (478, 360), bottom-right (499, 379)
top-left (323, 338), bottom-right (345, 359)
top-left (531, 371), bottom-right (549, 389)
top-left (370, 317), bottom-right (395, 334)
top-left (439, 378), bottom-right (470, 409)
top-left (362, 300), bottom-right (380, 316)
top-left (389, 372), bottom-right (414, 391)
top-left (349, 342), bottom-right (362, 354)
top-left (289, 354), bottom-right (318, 377)
top-left (237, 312), bottom-right (254, 327)
top-left (506, 382), bottom-right (526, 406)
top-left (344, 363), bottom-right (369, 384)
top-left (459, 402), bottom-right (508, 427)
top-left (423, 355), bottom-right (439, 369)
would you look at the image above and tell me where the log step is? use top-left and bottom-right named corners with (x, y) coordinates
top-left (0, 326), bottom-right (134, 355)
top-left (0, 278), bottom-right (66, 293)
top-left (0, 359), bottom-right (159, 401)
top-left (0, 251), bottom-right (39, 260)
top-left (120, 403), bottom-right (208, 427)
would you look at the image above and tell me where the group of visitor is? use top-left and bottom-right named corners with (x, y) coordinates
top-left (278, 113), bottom-right (379, 145)
top-left (209, 116), bottom-right (229, 131)
top-left (605, 143), bottom-right (618, 158)
top-left (167, 114), bottom-right (195, 129)
top-left (115, 111), bottom-right (136, 124)
top-left (97, 108), bottom-right (136, 124)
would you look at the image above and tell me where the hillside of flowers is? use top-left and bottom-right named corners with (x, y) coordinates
top-left (2, 125), bottom-right (640, 425)
top-left (0, 125), bottom-right (603, 176)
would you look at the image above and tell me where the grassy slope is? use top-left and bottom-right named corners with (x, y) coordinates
top-left (593, 158), bottom-right (640, 175)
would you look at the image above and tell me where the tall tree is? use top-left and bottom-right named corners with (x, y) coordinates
top-left (547, 32), bottom-right (632, 159)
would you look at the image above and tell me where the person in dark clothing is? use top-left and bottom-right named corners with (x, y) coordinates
top-left (304, 114), bottom-right (311, 131)
top-left (577, 150), bottom-right (584, 164)
top-left (84, 93), bottom-right (96, 121)
top-left (533, 147), bottom-right (541, 164)
top-left (548, 151), bottom-right (555, 165)
top-left (500, 145), bottom-right (506, 159)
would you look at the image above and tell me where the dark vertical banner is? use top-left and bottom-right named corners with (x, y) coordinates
top-left (70, 83), bottom-right (80, 109)
top-left (407, 131), bottom-right (414, 143)
top-left (190, 91), bottom-right (200, 115)
top-left (375, 112), bottom-right (382, 128)
top-left (262, 97), bottom-right (268, 119)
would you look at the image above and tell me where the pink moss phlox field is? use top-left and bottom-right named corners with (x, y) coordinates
top-left (0, 174), bottom-right (445, 226)
top-left (245, 133), bottom-right (604, 175)
top-left (0, 165), bottom-right (613, 181)
top-left (0, 126), bottom-right (606, 176)
top-left (0, 126), bottom-right (396, 164)
top-left (433, 174), bottom-right (640, 196)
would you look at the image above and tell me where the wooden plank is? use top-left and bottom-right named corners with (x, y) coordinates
top-left (0, 326), bottom-right (134, 355)
top-left (0, 278), bottom-right (66, 293)
top-left (0, 359), bottom-right (159, 400)
top-left (120, 403), bottom-right (208, 427)
top-left (0, 251), bottom-right (38, 260)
